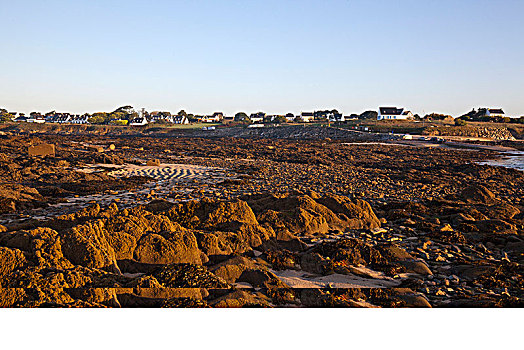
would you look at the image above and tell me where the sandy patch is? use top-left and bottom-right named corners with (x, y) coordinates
top-left (270, 268), bottom-right (401, 289)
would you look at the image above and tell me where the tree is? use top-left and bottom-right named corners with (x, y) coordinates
top-left (234, 112), bottom-right (249, 122)
top-left (271, 115), bottom-right (287, 124)
top-left (359, 111), bottom-right (378, 120)
top-left (177, 110), bottom-right (188, 117)
top-left (113, 106), bottom-right (134, 114)
top-left (88, 112), bottom-right (108, 124)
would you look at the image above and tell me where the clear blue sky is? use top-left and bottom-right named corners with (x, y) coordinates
top-left (1, 0), bottom-right (523, 117)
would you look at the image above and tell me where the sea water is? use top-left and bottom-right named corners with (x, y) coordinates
top-left (476, 150), bottom-right (524, 172)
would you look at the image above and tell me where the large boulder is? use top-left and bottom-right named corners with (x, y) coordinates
top-left (200, 199), bottom-right (259, 230)
top-left (210, 256), bottom-right (258, 283)
top-left (460, 185), bottom-right (496, 204)
top-left (60, 220), bottom-right (116, 269)
top-left (0, 247), bottom-right (26, 286)
top-left (316, 194), bottom-right (381, 229)
top-left (248, 193), bottom-right (380, 237)
top-left (134, 227), bottom-right (202, 265)
top-left (1, 227), bottom-right (73, 269)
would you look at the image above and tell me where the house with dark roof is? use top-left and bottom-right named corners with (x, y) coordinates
top-left (14, 114), bottom-right (28, 122)
top-left (173, 115), bottom-right (189, 124)
top-left (202, 112), bottom-right (223, 123)
top-left (222, 115), bottom-right (235, 124)
top-left (378, 107), bottom-right (413, 120)
top-left (149, 111), bottom-right (174, 123)
top-left (285, 113), bottom-right (295, 122)
top-left (129, 116), bottom-right (148, 126)
top-left (69, 114), bottom-right (90, 124)
top-left (484, 108), bottom-right (505, 117)
top-left (299, 112), bottom-right (314, 123)
top-left (250, 112), bottom-right (265, 123)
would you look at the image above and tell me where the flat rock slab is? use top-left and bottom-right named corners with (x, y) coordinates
top-left (28, 143), bottom-right (55, 157)
top-left (270, 268), bottom-right (401, 288)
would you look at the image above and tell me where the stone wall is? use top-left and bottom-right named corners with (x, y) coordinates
top-left (423, 126), bottom-right (516, 140)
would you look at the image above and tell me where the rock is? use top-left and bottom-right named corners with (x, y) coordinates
top-left (87, 145), bottom-right (105, 153)
top-left (460, 185), bottom-right (496, 204)
top-left (396, 293), bottom-right (432, 308)
top-left (440, 224), bottom-right (454, 232)
top-left (210, 256), bottom-right (257, 283)
top-left (399, 260), bottom-right (433, 276)
top-left (152, 264), bottom-right (229, 288)
top-left (487, 202), bottom-right (520, 220)
top-left (200, 199), bottom-right (259, 230)
top-left (134, 229), bottom-right (202, 265)
top-left (473, 219), bottom-right (517, 235)
top-left (60, 220), bottom-right (117, 269)
top-left (237, 268), bottom-right (286, 289)
top-left (0, 247), bottom-right (27, 286)
top-left (1, 227), bottom-right (73, 269)
top-left (300, 252), bottom-right (330, 274)
top-left (249, 193), bottom-right (380, 237)
top-left (146, 159), bottom-right (161, 166)
top-left (28, 143), bottom-right (55, 157)
top-left (210, 290), bottom-right (270, 308)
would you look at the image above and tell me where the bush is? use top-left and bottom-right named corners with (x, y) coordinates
top-left (455, 119), bottom-right (467, 126)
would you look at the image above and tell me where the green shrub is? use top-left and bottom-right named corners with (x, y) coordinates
top-left (455, 118), bottom-right (467, 126)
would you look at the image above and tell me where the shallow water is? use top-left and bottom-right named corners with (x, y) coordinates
top-left (476, 150), bottom-right (524, 171)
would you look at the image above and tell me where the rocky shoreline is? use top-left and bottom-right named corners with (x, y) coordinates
top-left (0, 132), bottom-right (522, 307)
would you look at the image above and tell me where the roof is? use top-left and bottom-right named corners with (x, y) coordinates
top-left (379, 107), bottom-right (404, 115)
top-left (488, 108), bottom-right (504, 114)
top-left (301, 112), bottom-right (314, 116)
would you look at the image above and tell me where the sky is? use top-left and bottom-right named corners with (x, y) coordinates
top-left (1, 0), bottom-right (523, 117)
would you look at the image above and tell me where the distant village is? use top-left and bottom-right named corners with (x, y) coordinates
top-left (0, 105), bottom-right (522, 127)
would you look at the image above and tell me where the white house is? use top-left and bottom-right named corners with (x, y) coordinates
top-left (202, 112), bottom-right (223, 123)
top-left (173, 115), bottom-right (189, 124)
top-left (26, 116), bottom-right (46, 123)
top-left (14, 115), bottom-right (28, 122)
top-left (300, 112), bottom-right (314, 123)
top-left (129, 116), bottom-right (148, 126)
top-left (250, 112), bottom-right (265, 123)
top-left (484, 108), bottom-right (505, 117)
top-left (149, 112), bottom-right (174, 124)
top-left (202, 112), bottom-right (224, 123)
top-left (69, 114), bottom-right (90, 124)
top-left (378, 107), bottom-right (413, 120)
top-left (328, 114), bottom-right (345, 122)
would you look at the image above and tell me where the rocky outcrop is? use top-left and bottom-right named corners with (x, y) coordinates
top-left (424, 126), bottom-right (516, 140)
top-left (134, 229), bottom-right (202, 265)
top-left (248, 193), bottom-right (380, 237)
top-left (0, 247), bottom-right (26, 286)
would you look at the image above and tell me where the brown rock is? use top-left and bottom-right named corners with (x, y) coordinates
top-left (460, 185), bottom-right (496, 204)
top-left (87, 145), bottom-right (105, 153)
top-left (146, 159), bottom-right (161, 166)
top-left (28, 143), bottom-right (55, 157)
top-left (211, 290), bottom-right (270, 308)
top-left (210, 256), bottom-right (257, 283)
top-left (0, 247), bottom-right (27, 286)
top-left (134, 229), bottom-right (202, 265)
top-left (61, 220), bottom-right (117, 269)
